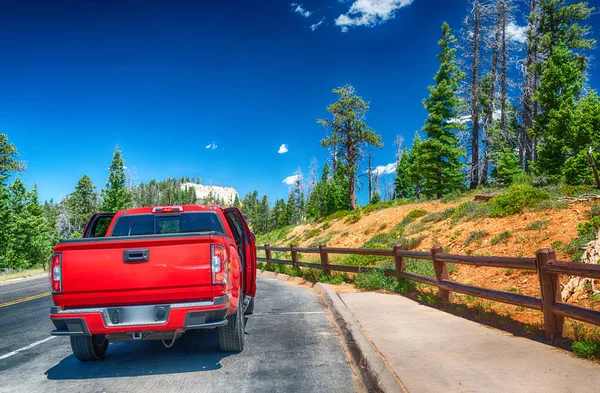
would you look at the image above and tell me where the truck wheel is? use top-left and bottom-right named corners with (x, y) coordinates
top-left (70, 334), bottom-right (109, 361)
top-left (218, 293), bottom-right (245, 352)
top-left (245, 297), bottom-right (254, 315)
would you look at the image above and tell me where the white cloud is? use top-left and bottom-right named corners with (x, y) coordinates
top-left (373, 162), bottom-right (398, 176)
top-left (506, 22), bottom-right (527, 44)
top-left (291, 3), bottom-right (312, 18)
top-left (282, 174), bottom-right (301, 185)
top-left (335, 0), bottom-right (415, 32)
top-left (205, 142), bottom-right (218, 150)
top-left (278, 144), bottom-right (289, 154)
top-left (310, 19), bottom-right (325, 31)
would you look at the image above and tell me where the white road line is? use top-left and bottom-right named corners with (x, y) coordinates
top-left (253, 311), bottom-right (325, 316)
top-left (0, 336), bottom-right (56, 361)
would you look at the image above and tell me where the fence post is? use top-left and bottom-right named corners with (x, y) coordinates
top-left (432, 246), bottom-right (453, 302)
top-left (265, 243), bottom-right (272, 261)
top-left (536, 248), bottom-right (564, 339)
top-left (393, 244), bottom-right (405, 278)
top-left (319, 244), bottom-right (330, 275)
top-left (291, 244), bottom-right (298, 270)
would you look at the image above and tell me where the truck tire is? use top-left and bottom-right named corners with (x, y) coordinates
top-left (245, 297), bottom-right (254, 315)
top-left (70, 334), bottom-right (109, 361)
top-left (218, 293), bottom-right (245, 352)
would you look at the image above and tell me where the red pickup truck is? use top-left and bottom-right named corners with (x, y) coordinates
top-left (49, 205), bottom-right (257, 361)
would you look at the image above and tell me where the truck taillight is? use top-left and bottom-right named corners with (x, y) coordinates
top-left (50, 253), bottom-right (62, 294)
top-left (211, 244), bottom-right (228, 285)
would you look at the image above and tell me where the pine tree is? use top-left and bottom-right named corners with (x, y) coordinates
top-left (101, 147), bottom-right (131, 212)
top-left (0, 134), bottom-right (26, 176)
top-left (491, 149), bottom-right (522, 185)
top-left (331, 161), bottom-right (352, 211)
top-left (418, 22), bottom-right (467, 199)
top-left (533, 45), bottom-right (585, 181)
top-left (318, 85), bottom-right (383, 209)
top-left (68, 175), bottom-right (99, 235)
top-left (394, 147), bottom-right (413, 199)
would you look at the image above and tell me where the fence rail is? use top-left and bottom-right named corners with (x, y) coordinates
top-left (258, 243), bottom-right (600, 339)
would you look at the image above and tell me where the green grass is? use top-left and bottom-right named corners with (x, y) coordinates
top-left (525, 219), bottom-right (550, 231)
top-left (527, 199), bottom-right (569, 211)
top-left (344, 211), bottom-right (362, 224)
top-left (256, 225), bottom-right (295, 245)
top-left (405, 221), bottom-right (430, 236)
top-left (452, 201), bottom-right (490, 222)
top-left (354, 270), bottom-right (415, 293)
top-left (464, 230), bottom-right (489, 246)
top-left (422, 208), bottom-right (456, 223)
top-left (418, 291), bottom-right (439, 305)
top-left (396, 209), bottom-right (428, 230)
top-left (305, 228), bottom-right (321, 239)
top-left (589, 204), bottom-right (600, 218)
top-left (491, 231), bottom-right (511, 245)
top-left (572, 339), bottom-right (600, 360)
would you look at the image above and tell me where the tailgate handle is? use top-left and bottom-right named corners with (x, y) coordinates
top-left (123, 249), bottom-right (150, 263)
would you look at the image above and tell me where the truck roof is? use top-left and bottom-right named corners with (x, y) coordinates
top-left (122, 205), bottom-right (223, 215)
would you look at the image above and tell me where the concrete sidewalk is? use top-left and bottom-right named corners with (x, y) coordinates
top-left (338, 291), bottom-right (600, 393)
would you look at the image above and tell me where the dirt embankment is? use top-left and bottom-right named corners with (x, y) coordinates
top-left (279, 197), bottom-right (600, 333)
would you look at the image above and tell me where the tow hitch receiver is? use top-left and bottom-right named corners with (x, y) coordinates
top-left (128, 332), bottom-right (151, 340)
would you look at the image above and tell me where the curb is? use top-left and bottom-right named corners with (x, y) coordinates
top-left (314, 283), bottom-right (408, 393)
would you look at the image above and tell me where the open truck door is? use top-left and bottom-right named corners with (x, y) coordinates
top-left (224, 207), bottom-right (257, 298)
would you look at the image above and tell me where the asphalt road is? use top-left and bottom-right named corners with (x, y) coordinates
top-left (0, 275), bottom-right (362, 393)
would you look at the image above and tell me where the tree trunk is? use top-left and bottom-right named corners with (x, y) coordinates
top-left (470, 0), bottom-right (481, 189)
top-left (521, 0), bottom-right (538, 173)
top-left (499, 0), bottom-right (508, 137)
top-left (589, 148), bottom-right (600, 189)
top-left (368, 154), bottom-right (373, 201)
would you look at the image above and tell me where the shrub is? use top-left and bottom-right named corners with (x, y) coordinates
top-left (344, 211), bottom-right (362, 224)
top-left (491, 231), bottom-right (511, 245)
top-left (489, 185), bottom-right (551, 217)
top-left (422, 208), bottom-right (456, 223)
top-left (528, 199), bottom-right (569, 211)
top-left (441, 190), bottom-right (467, 203)
top-left (324, 210), bottom-right (353, 221)
top-left (572, 339), bottom-right (600, 360)
top-left (452, 201), bottom-right (490, 221)
top-left (354, 270), bottom-right (416, 293)
top-left (396, 209), bottom-right (428, 229)
top-left (321, 222), bottom-right (331, 230)
top-left (560, 184), bottom-right (593, 197)
top-left (464, 230), bottom-right (489, 246)
top-left (589, 204), bottom-right (600, 218)
top-left (305, 228), bottom-right (321, 239)
top-left (405, 221), bottom-right (429, 236)
top-left (526, 219), bottom-right (550, 231)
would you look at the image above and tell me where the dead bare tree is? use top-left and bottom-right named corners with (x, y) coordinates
top-left (462, 0), bottom-right (484, 189)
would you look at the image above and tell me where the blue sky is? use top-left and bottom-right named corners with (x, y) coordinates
top-left (2, 0), bottom-right (599, 205)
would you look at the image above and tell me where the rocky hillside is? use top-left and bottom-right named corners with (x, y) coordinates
top-left (181, 183), bottom-right (239, 205)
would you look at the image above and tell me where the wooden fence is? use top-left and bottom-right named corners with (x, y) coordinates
top-left (258, 243), bottom-right (600, 340)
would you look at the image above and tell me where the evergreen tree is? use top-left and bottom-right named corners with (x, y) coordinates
top-left (491, 149), bottom-right (522, 185)
top-left (406, 132), bottom-right (424, 198)
top-left (67, 175), bottom-right (99, 235)
top-left (418, 22), bottom-right (467, 199)
top-left (0, 134), bottom-right (26, 176)
top-left (394, 147), bottom-right (413, 199)
top-left (101, 147), bottom-right (131, 212)
top-left (533, 45), bottom-right (585, 181)
top-left (318, 85), bottom-right (383, 209)
top-left (331, 161), bottom-right (352, 211)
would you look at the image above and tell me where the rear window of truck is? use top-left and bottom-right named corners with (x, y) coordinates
top-left (110, 212), bottom-right (225, 237)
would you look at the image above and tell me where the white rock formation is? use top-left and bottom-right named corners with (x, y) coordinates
top-left (181, 183), bottom-right (239, 206)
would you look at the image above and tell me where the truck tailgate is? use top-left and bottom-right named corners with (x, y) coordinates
top-left (57, 235), bottom-right (217, 308)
